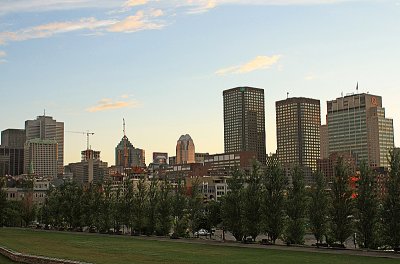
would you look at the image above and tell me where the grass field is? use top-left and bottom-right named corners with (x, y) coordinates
top-left (0, 253), bottom-right (19, 264)
top-left (0, 228), bottom-right (398, 264)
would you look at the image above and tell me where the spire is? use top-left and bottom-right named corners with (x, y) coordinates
top-left (29, 161), bottom-right (35, 175)
top-left (123, 118), bottom-right (126, 137)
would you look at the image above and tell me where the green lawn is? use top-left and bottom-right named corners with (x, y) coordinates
top-left (0, 253), bottom-right (19, 264)
top-left (0, 228), bottom-right (398, 264)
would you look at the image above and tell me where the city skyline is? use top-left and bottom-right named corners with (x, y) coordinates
top-left (1, 1), bottom-right (400, 166)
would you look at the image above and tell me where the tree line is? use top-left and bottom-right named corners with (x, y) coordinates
top-left (1, 150), bottom-right (400, 249)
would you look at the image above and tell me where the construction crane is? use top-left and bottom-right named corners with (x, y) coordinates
top-left (66, 131), bottom-right (95, 150)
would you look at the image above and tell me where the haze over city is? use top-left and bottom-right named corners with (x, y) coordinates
top-left (1, 0), bottom-right (399, 166)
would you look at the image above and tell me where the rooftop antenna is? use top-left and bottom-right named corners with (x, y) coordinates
top-left (123, 118), bottom-right (126, 137)
top-left (356, 82), bottom-right (359, 93)
top-left (123, 118), bottom-right (128, 170)
top-left (287, 92), bottom-right (289, 99)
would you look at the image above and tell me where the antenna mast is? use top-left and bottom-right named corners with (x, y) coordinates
top-left (123, 118), bottom-right (128, 170)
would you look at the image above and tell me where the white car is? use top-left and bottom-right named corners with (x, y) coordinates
top-left (195, 229), bottom-right (210, 236)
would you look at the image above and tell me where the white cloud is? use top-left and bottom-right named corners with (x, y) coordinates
top-left (0, 51), bottom-right (6, 58)
top-left (124, 0), bottom-right (148, 7)
top-left (87, 97), bottom-right (140, 112)
top-left (107, 11), bottom-right (164, 33)
top-left (0, 17), bottom-right (117, 44)
top-left (216, 55), bottom-right (281, 75)
top-left (187, 0), bottom-right (217, 14)
top-left (184, 0), bottom-right (356, 14)
top-left (0, 0), bottom-right (359, 44)
top-left (150, 9), bottom-right (164, 17)
top-left (0, 0), bottom-right (122, 14)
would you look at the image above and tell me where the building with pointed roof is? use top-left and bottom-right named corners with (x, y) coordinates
top-left (176, 134), bottom-right (195, 164)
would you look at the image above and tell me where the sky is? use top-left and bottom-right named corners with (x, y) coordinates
top-left (1, 0), bottom-right (400, 166)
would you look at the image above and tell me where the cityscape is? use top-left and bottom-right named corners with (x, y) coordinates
top-left (1, 1), bottom-right (400, 264)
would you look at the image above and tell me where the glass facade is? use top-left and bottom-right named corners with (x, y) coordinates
top-left (327, 93), bottom-right (394, 168)
top-left (276, 97), bottom-right (321, 173)
top-left (223, 87), bottom-right (266, 164)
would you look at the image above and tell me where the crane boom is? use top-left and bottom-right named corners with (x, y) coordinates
top-left (66, 131), bottom-right (95, 150)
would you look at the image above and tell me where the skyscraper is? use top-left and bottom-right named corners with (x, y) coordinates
top-left (327, 93), bottom-right (394, 168)
top-left (115, 136), bottom-right (146, 168)
top-left (223, 87), bottom-right (266, 164)
top-left (276, 97), bottom-right (321, 183)
top-left (1, 129), bottom-right (26, 148)
top-left (24, 138), bottom-right (58, 178)
top-left (176, 134), bottom-right (195, 164)
top-left (320, 124), bottom-right (329, 159)
top-left (25, 115), bottom-right (64, 174)
top-left (1, 128), bottom-right (25, 176)
top-left (66, 149), bottom-right (108, 184)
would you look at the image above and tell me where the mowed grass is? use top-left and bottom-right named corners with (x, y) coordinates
top-left (0, 228), bottom-right (398, 264)
top-left (0, 253), bottom-right (20, 264)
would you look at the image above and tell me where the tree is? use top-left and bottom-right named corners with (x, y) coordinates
top-left (221, 168), bottom-right (244, 241)
top-left (171, 177), bottom-right (187, 237)
top-left (133, 177), bottom-right (148, 234)
top-left (309, 171), bottom-right (329, 244)
top-left (144, 178), bottom-right (158, 236)
top-left (330, 157), bottom-right (354, 245)
top-left (205, 200), bottom-right (221, 236)
top-left (122, 180), bottom-right (135, 234)
top-left (21, 192), bottom-right (36, 226)
top-left (3, 201), bottom-right (23, 227)
top-left (0, 176), bottom-right (7, 226)
top-left (155, 178), bottom-right (172, 236)
top-left (356, 161), bottom-right (378, 248)
top-left (285, 166), bottom-right (307, 245)
top-left (241, 162), bottom-right (262, 241)
top-left (382, 149), bottom-right (400, 249)
top-left (99, 180), bottom-right (113, 233)
top-left (20, 177), bottom-right (36, 227)
top-left (187, 177), bottom-right (204, 236)
top-left (262, 161), bottom-right (287, 244)
top-left (112, 183), bottom-right (124, 234)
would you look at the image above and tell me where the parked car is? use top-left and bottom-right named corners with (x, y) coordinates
top-left (194, 229), bottom-right (210, 236)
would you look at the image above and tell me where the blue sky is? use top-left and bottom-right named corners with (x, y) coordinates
top-left (1, 0), bottom-right (399, 166)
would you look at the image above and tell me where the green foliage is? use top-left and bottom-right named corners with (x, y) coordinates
top-left (187, 178), bottom-right (204, 235)
top-left (0, 176), bottom-right (7, 226)
top-left (144, 178), bottom-right (158, 235)
top-left (132, 177), bottom-right (148, 234)
top-left (2, 201), bottom-right (23, 227)
top-left (382, 149), bottom-right (400, 248)
top-left (21, 192), bottom-right (37, 227)
top-left (262, 161), bottom-right (287, 244)
top-left (221, 168), bottom-right (244, 241)
top-left (155, 179), bottom-right (172, 236)
top-left (309, 171), bottom-right (329, 244)
top-left (285, 166), bottom-right (307, 245)
top-left (241, 162), bottom-right (262, 241)
top-left (330, 157), bottom-right (354, 245)
top-left (171, 177), bottom-right (188, 237)
top-left (356, 161), bottom-right (379, 249)
top-left (99, 180), bottom-right (113, 233)
top-left (205, 200), bottom-right (221, 233)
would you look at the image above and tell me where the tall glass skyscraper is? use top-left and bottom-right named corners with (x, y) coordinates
top-left (223, 87), bottom-right (266, 164)
top-left (327, 93), bottom-right (394, 168)
top-left (276, 97), bottom-right (321, 184)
